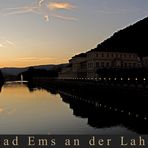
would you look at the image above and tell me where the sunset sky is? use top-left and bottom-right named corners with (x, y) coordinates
top-left (0, 0), bottom-right (148, 67)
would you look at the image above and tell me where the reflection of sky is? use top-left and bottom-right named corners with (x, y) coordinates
top-left (0, 84), bottom-right (135, 134)
top-left (0, 0), bottom-right (148, 67)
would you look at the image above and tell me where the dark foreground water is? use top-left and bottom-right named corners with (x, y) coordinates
top-left (0, 82), bottom-right (136, 134)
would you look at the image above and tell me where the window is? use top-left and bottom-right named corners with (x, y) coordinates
top-left (88, 62), bottom-right (93, 68)
top-left (96, 62), bottom-right (100, 68)
top-left (133, 63), bottom-right (136, 67)
top-left (128, 63), bottom-right (132, 67)
top-left (101, 62), bottom-right (104, 67)
top-left (124, 63), bottom-right (127, 67)
top-left (106, 62), bottom-right (110, 67)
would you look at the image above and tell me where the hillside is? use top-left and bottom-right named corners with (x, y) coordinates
top-left (0, 64), bottom-right (68, 76)
top-left (93, 17), bottom-right (148, 56)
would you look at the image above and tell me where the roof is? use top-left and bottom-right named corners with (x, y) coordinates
top-left (72, 53), bottom-right (87, 58)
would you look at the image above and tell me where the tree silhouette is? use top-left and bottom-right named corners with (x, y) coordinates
top-left (0, 70), bottom-right (4, 82)
top-left (92, 17), bottom-right (148, 57)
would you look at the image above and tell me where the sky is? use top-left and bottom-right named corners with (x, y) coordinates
top-left (0, 0), bottom-right (148, 67)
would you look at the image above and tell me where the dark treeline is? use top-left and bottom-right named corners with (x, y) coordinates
top-left (0, 70), bottom-right (4, 92)
top-left (93, 17), bottom-right (148, 57)
top-left (18, 67), bottom-right (59, 81)
top-left (0, 70), bottom-right (4, 83)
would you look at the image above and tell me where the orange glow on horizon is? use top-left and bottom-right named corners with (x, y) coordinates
top-left (0, 58), bottom-right (68, 68)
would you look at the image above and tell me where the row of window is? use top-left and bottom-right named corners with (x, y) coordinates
top-left (88, 62), bottom-right (139, 68)
top-left (87, 53), bottom-right (137, 59)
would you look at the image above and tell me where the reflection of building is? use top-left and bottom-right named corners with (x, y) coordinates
top-left (59, 49), bottom-right (142, 79)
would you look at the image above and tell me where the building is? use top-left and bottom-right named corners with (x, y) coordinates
top-left (58, 64), bottom-right (73, 79)
top-left (87, 50), bottom-right (141, 78)
top-left (142, 57), bottom-right (148, 68)
top-left (69, 53), bottom-right (87, 78)
top-left (59, 49), bottom-right (142, 79)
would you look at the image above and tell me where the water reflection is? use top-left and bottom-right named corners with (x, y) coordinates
top-left (0, 82), bottom-right (3, 92)
top-left (0, 82), bottom-right (145, 134)
top-left (60, 92), bottom-right (147, 134)
top-left (0, 82), bottom-right (132, 134)
top-left (27, 82), bottom-right (58, 95)
top-left (27, 82), bottom-right (148, 134)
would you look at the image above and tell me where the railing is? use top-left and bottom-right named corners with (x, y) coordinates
top-left (58, 77), bottom-right (147, 81)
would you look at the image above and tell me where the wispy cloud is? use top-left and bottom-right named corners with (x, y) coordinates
top-left (52, 13), bottom-right (78, 21)
top-left (0, 38), bottom-right (15, 48)
top-left (1, 0), bottom-right (77, 22)
top-left (0, 108), bottom-right (4, 113)
top-left (6, 40), bottom-right (15, 45)
top-left (15, 57), bottom-right (56, 61)
top-left (44, 15), bottom-right (49, 21)
top-left (39, 0), bottom-right (45, 7)
top-left (3, 5), bottom-right (40, 16)
top-left (47, 2), bottom-right (75, 10)
top-left (0, 43), bottom-right (5, 48)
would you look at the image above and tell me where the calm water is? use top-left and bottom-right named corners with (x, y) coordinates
top-left (0, 83), bottom-right (135, 134)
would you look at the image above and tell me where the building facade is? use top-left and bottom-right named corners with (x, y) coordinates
top-left (87, 51), bottom-right (141, 78)
top-left (142, 57), bottom-right (148, 68)
top-left (69, 53), bottom-right (87, 78)
top-left (59, 50), bottom-right (142, 79)
top-left (58, 66), bottom-right (73, 79)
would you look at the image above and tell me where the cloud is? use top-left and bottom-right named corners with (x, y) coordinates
top-left (6, 40), bottom-right (15, 45)
top-left (0, 38), bottom-right (15, 48)
top-left (39, 0), bottom-right (45, 7)
top-left (3, 6), bottom-right (40, 16)
top-left (15, 57), bottom-right (56, 61)
top-left (0, 108), bottom-right (4, 113)
top-left (52, 13), bottom-right (78, 21)
top-left (1, 1), bottom-right (77, 22)
top-left (44, 15), bottom-right (49, 21)
top-left (47, 2), bottom-right (75, 10)
top-left (0, 43), bottom-right (4, 48)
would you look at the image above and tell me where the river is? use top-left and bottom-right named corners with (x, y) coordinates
top-left (0, 82), bottom-right (136, 134)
